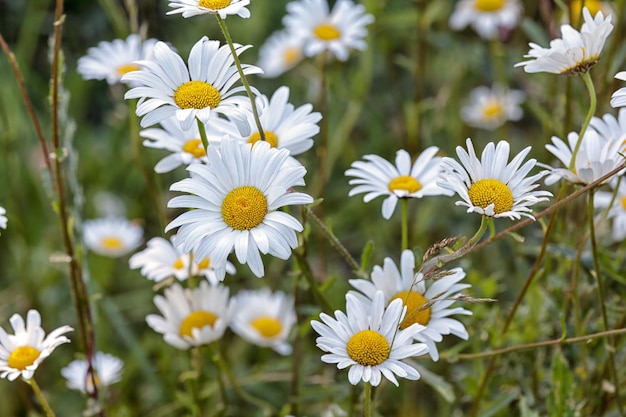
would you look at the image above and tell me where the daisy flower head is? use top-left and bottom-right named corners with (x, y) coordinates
top-left (348, 250), bottom-right (471, 361)
top-left (257, 30), bottom-right (306, 78)
top-left (77, 34), bottom-right (158, 86)
top-left (61, 352), bottom-right (123, 394)
top-left (230, 288), bottom-right (296, 355)
top-left (345, 147), bottom-right (453, 220)
top-left (439, 138), bottom-right (552, 220)
top-left (449, 0), bottom-right (522, 40)
top-left (123, 36), bottom-right (262, 130)
top-left (595, 180), bottom-right (626, 242)
top-left (167, 0), bottom-right (250, 19)
top-left (146, 281), bottom-right (231, 349)
top-left (461, 85), bottom-right (524, 131)
top-left (0, 206), bottom-right (6, 230)
top-left (311, 291), bottom-right (428, 387)
top-left (610, 71), bottom-right (626, 108)
top-left (0, 309), bottom-right (73, 381)
top-left (83, 217), bottom-right (143, 258)
top-left (166, 138), bottom-right (314, 278)
top-left (515, 7), bottom-right (613, 75)
top-left (283, 0), bottom-right (374, 62)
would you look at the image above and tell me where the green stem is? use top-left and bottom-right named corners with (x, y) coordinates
top-left (26, 378), bottom-right (56, 417)
top-left (207, 344), bottom-right (227, 415)
top-left (364, 382), bottom-right (372, 417)
top-left (401, 198), bottom-right (409, 251)
top-left (569, 71), bottom-right (596, 170)
top-left (196, 117), bottom-right (210, 153)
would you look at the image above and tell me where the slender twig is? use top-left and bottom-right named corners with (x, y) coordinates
top-left (569, 71), bottom-right (596, 170)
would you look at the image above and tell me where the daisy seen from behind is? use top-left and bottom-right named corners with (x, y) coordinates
top-left (124, 36), bottom-right (262, 130)
top-left (461, 85), bottom-right (524, 131)
top-left (283, 0), bottom-right (374, 62)
top-left (515, 7), bottom-right (613, 75)
top-left (449, 0), bottom-right (522, 39)
top-left (146, 281), bottom-right (231, 349)
top-left (61, 352), bottom-right (123, 394)
top-left (230, 288), bottom-right (296, 355)
top-left (257, 30), bottom-right (305, 78)
top-left (349, 250), bottom-right (471, 361)
top-left (83, 217), bottom-right (143, 258)
top-left (167, 0), bottom-right (250, 19)
top-left (595, 180), bottom-right (626, 242)
top-left (346, 147), bottom-right (452, 220)
top-left (0, 309), bottom-right (73, 381)
top-left (77, 34), bottom-right (158, 86)
top-left (311, 291), bottom-right (428, 387)
top-left (166, 138), bottom-right (314, 278)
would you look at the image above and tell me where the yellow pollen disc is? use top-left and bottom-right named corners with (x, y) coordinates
top-left (180, 311), bottom-right (218, 338)
top-left (174, 81), bottom-right (221, 110)
top-left (570, 0), bottom-right (602, 25)
top-left (182, 139), bottom-right (206, 158)
top-left (482, 101), bottom-right (503, 119)
top-left (173, 258), bottom-right (185, 269)
top-left (196, 257), bottom-right (211, 270)
top-left (474, 0), bottom-right (505, 12)
top-left (388, 175), bottom-right (422, 194)
top-left (314, 23), bottom-right (341, 41)
top-left (117, 63), bottom-right (141, 75)
top-left (250, 316), bottom-right (283, 338)
top-left (621, 196), bottom-right (626, 210)
top-left (391, 291), bottom-right (431, 329)
top-left (84, 374), bottom-right (102, 393)
top-left (199, 0), bottom-right (231, 9)
top-left (283, 48), bottom-right (301, 65)
top-left (8, 346), bottom-right (41, 370)
top-left (467, 178), bottom-right (513, 214)
top-left (346, 330), bottom-right (390, 366)
top-left (221, 186), bottom-right (268, 231)
top-left (101, 236), bottom-right (124, 250)
top-left (248, 131), bottom-right (279, 148)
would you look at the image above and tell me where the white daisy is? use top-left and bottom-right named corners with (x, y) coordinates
top-left (349, 250), bottom-right (471, 361)
top-left (230, 288), bottom-right (296, 355)
top-left (449, 0), bottom-right (522, 39)
top-left (146, 281), bottom-right (231, 350)
top-left (439, 138), bottom-right (552, 220)
top-left (595, 180), bottom-right (626, 242)
top-left (610, 71), bottom-right (626, 108)
top-left (345, 147), bottom-right (453, 220)
top-left (0, 206), bottom-right (6, 230)
top-left (283, 0), bottom-right (374, 62)
top-left (129, 235), bottom-right (236, 284)
top-left (515, 7), bottom-right (613, 75)
top-left (257, 30), bottom-right (306, 78)
top-left (123, 36), bottom-right (262, 130)
top-left (0, 310), bottom-right (73, 381)
top-left (461, 85), bottom-right (524, 131)
top-left (166, 138), bottom-right (314, 278)
top-left (77, 34), bottom-right (158, 86)
top-left (83, 217), bottom-right (143, 258)
top-left (311, 291), bottom-right (428, 387)
top-left (167, 0), bottom-right (250, 19)
top-left (61, 352), bottom-right (123, 394)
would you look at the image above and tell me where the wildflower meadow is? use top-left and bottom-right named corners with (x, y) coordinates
top-left (2, 0), bottom-right (626, 416)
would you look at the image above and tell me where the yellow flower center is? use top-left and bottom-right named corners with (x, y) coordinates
top-left (391, 291), bottom-right (431, 329)
top-left (474, 0), bottom-right (505, 12)
top-left (84, 374), bottom-right (102, 393)
top-left (117, 63), bottom-right (140, 75)
top-left (196, 257), bottom-right (211, 270)
top-left (314, 23), bottom-right (341, 41)
top-left (173, 258), bottom-right (185, 269)
top-left (248, 131), bottom-right (279, 148)
top-left (174, 81), bottom-right (221, 110)
top-left (388, 175), bottom-right (422, 194)
top-left (283, 47), bottom-right (301, 65)
top-left (182, 139), bottom-right (207, 158)
top-left (199, 0), bottom-right (231, 9)
top-left (467, 178), bottom-right (513, 214)
top-left (621, 196), bottom-right (626, 210)
top-left (570, 0), bottom-right (602, 24)
top-left (482, 101), bottom-right (503, 119)
top-left (100, 236), bottom-right (124, 250)
top-left (250, 316), bottom-right (282, 338)
top-left (8, 345), bottom-right (40, 370)
top-left (221, 186), bottom-right (268, 230)
top-left (179, 311), bottom-right (218, 338)
top-left (346, 330), bottom-right (390, 366)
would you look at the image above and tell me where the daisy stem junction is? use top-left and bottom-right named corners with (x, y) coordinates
top-left (569, 70), bottom-right (596, 170)
top-left (26, 377), bottom-right (56, 417)
top-left (196, 117), bottom-right (210, 153)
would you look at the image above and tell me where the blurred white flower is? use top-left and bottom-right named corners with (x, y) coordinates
top-left (610, 71), bottom-right (626, 108)
top-left (595, 180), bottom-right (626, 242)
top-left (61, 352), bottom-right (123, 394)
top-left (83, 217), bottom-right (143, 258)
top-left (167, 0), bottom-right (250, 19)
top-left (449, 0), bottom-right (522, 39)
top-left (257, 30), bottom-right (306, 78)
top-left (461, 85), bottom-right (524, 130)
top-left (0, 206), bottom-right (6, 230)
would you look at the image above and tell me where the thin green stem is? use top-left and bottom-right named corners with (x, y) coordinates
top-left (401, 198), bottom-right (409, 251)
top-left (196, 117), bottom-right (210, 153)
top-left (364, 382), bottom-right (372, 417)
top-left (569, 71), bottom-right (596, 170)
top-left (206, 344), bottom-right (227, 415)
top-left (26, 378), bottom-right (56, 417)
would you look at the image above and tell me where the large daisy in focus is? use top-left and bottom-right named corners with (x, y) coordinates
top-left (449, 0), bottom-right (522, 39)
top-left (166, 138), bottom-right (313, 278)
top-left (124, 36), bottom-right (262, 130)
top-left (346, 147), bottom-right (452, 220)
top-left (83, 217), bottom-right (143, 258)
top-left (167, 0), bottom-right (250, 19)
top-left (439, 138), bottom-right (551, 220)
top-left (61, 352), bottom-right (123, 394)
top-left (461, 85), bottom-right (524, 130)
top-left (257, 30), bottom-right (305, 78)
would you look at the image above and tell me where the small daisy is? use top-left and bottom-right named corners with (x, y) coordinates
top-left (167, 0), bottom-right (250, 19)
top-left (230, 288), bottom-right (296, 355)
top-left (610, 71), bottom-right (626, 108)
top-left (439, 138), bottom-right (552, 220)
top-left (0, 206), bottom-right (6, 230)
top-left (349, 250), bottom-right (471, 361)
top-left (123, 36), bottom-right (262, 130)
top-left (61, 352), bottom-right (123, 394)
top-left (595, 180), bottom-right (626, 242)
top-left (311, 291), bottom-right (428, 387)
top-left (166, 138), bottom-right (313, 278)
top-left (77, 34), bottom-right (158, 86)
top-left (83, 217), bottom-right (143, 258)
top-left (283, 0), bottom-right (374, 62)
top-left (0, 309), bottom-right (73, 381)
top-left (257, 30), bottom-right (306, 78)
top-left (129, 235), bottom-right (235, 284)
top-left (461, 85), bottom-right (524, 131)
top-left (146, 281), bottom-right (231, 349)
top-left (515, 7), bottom-right (613, 75)
top-left (346, 147), bottom-right (453, 220)
top-left (449, 0), bottom-right (522, 39)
